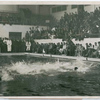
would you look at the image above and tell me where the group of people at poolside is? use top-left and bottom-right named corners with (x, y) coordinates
top-left (0, 37), bottom-right (100, 58)
top-left (75, 42), bottom-right (100, 58)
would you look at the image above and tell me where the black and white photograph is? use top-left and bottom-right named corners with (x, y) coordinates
top-left (0, 3), bottom-right (100, 96)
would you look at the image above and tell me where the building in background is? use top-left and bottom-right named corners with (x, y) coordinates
top-left (50, 5), bottom-right (100, 20)
top-left (0, 5), bottom-right (100, 39)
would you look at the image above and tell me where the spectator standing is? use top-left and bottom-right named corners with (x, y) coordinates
top-left (94, 42), bottom-right (98, 50)
top-left (26, 41), bottom-right (31, 52)
top-left (7, 39), bottom-right (12, 52)
top-left (62, 42), bottom-right (67, 55)
top-left (97, 42), bottom-right (100, 58)
top-left (91, 42), bottom-right (98, 57)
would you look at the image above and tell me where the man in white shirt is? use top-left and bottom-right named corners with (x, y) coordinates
top-left (7, 39), bottom-right (12, 52)
top-left (26, 41), bottom-right (31, 52)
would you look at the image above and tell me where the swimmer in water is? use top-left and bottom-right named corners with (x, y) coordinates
top-left (74, 67), bottom-right (78, 71)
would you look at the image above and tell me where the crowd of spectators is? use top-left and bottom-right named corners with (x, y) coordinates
top-left (25, 27), bottom-right (52, 39)
top-left (0, 8), bottom-right (57, 27)
top-left (21, 7), bottom-right (100, 40)
top-left (1, 7), bottom-right (100, 58)
top-left (0, 37), bottom-right (100, 58)
top-left (52, 7), bottom-right (100, 40)
top-left (24, 26), bottom-right (61, 39)
top-left (0, 13), bottom-right (20, 25)
top-left (1, 7), bottom-right (100, 40)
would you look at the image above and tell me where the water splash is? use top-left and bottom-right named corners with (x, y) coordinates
top-left (0, 58), bottom-right (96, 81)
top-left (71, 57), bottom-right (94, 73)
top-left (2, 70), bottom-right (13, 81)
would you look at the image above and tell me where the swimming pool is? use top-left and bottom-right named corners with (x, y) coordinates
top-left (0, 54), bottom-right (100, 96)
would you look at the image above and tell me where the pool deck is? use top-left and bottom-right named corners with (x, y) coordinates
top-left (0, 52), bottom-right (100, 62)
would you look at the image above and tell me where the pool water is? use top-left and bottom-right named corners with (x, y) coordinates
top-left (0, 55), bottom-right (100, 96)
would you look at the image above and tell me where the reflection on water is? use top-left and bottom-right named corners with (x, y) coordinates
top-left (0, 56), bottom-right (99, 96)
